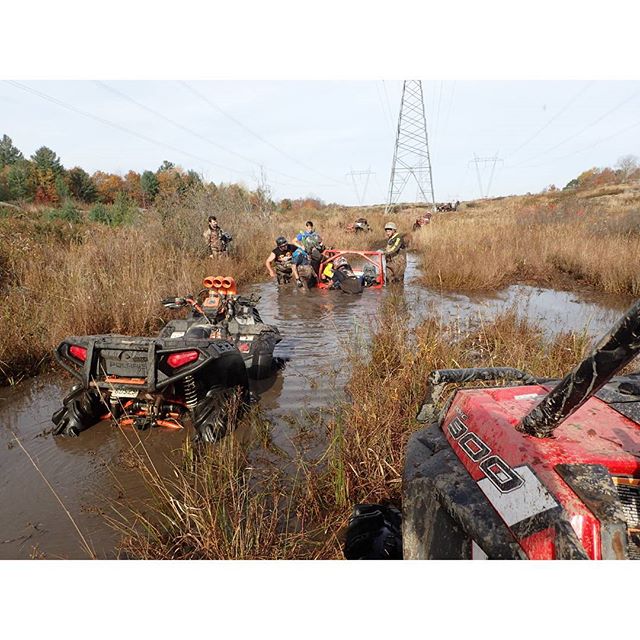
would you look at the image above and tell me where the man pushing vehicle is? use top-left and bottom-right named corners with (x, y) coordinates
top-left (265, 236), bottom-right (298, 285)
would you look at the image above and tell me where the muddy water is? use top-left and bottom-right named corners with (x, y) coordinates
top-left (0, 254), bottom-right (630, 558)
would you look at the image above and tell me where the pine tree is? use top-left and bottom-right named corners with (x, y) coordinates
top-left (140, 170), bottom-right (159, 206)
top-left (0, 134), bottom-right (24, 168)
top-left (30, 146), bottom-right (64, 175)
top-left (68, 167), bottom-right (97, 202)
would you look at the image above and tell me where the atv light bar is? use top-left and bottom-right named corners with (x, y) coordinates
top-left (69, 345), bottom-right (87, 362)
top-left (166, 350), bottom-right (200, 369)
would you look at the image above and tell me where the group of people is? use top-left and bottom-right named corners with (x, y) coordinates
top-left (265, 220), bottom-right (406, 293)
top-left (204, 215), bottom-right (407, 292)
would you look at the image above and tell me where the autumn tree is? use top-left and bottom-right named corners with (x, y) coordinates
top-left (279, 198), bottom-right (292, 211)
top-left (616, 155), bottom-right (639, 180)
top-left (156, 167), bottom-right (185, 199)
top-left (92, 171), bottom-right (125, 204)
top-left (122, 170), bottom-right (143, 206)
top-left (185, 170), bottom-right (203, 190)
top-left (0, 134), bottom-right (24, 168)
top-left (34, 168), bottom-right (59, 204)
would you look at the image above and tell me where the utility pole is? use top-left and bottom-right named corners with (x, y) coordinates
top-left (385, 80), bottom-right (436, 214)
top-left (469, 153), bottom-right (503, 199)
top-left (346, 168), bottom-right (374, 205)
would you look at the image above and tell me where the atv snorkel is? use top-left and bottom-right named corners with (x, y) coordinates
top-left (517, 297), bottom-right (640, 438)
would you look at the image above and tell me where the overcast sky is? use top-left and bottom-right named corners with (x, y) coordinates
top-left (2, 79), bottom-right (639, 206)
top-left (2, 2), bottom-right (639, 207)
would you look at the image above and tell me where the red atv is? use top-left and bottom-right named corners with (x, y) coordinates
top-left (346, 298), bottom-right (640, 559)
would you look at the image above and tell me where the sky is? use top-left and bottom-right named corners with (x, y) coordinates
top-left (2, 1), bottom-right (639, 208)
top-left (2, 79), bottom-right (639, 206)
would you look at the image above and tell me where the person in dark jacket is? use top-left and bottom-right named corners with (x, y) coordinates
top-left (266, 236), bottom-right (298, 284)
top-left (291, 246), bottom-right (316, 289)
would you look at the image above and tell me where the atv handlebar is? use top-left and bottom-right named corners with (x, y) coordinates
top-left (161, 297), bottom-right (189, 309)
top-left (517, 297), bottom-right (640, 438)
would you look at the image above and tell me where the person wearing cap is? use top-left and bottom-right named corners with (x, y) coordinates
top-left (383, 222), bottom-right (406, 283)
top-left (266, 236), bottom-right (299, 284)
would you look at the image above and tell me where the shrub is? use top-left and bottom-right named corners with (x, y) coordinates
top-left (88, 202), bottom-right (112, 225)
top-left (47, 200), bottom-right (81, 223)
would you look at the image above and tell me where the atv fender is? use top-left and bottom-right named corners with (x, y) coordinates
top-left (403, 424), bottom-right (526, 559)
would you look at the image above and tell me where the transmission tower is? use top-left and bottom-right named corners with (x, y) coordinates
top-left (468, 153), bottom-right (503, 199)
top-left (346, 168), bottom-right (374, 205)
top-left (385, 80), bottom-right (435, 214)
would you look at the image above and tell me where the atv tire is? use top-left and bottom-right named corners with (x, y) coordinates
top-left (191, 386), bottom-right (249, 443)
top-left (52, 388), bottom-right (104, 437)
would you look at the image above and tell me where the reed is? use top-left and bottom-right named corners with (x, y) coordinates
top-left (411, 186), bottom-right (640, 295)
top-left (0, 194), bottom-right (395, 385)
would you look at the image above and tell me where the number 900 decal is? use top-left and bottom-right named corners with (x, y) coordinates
top-left (447, 414), bottom-right (524, 493)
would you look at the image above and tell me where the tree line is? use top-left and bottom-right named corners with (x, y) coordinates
top-left (0, 133), bottom-right (328, 223)
top-left (0, 134), bottom-right (206, 207)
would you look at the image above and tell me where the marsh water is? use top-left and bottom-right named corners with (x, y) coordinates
top-left (0, 254), bottom-right (630, 558)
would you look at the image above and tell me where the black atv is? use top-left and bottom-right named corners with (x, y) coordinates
top-left (51, 276), bottom-right (281, 443)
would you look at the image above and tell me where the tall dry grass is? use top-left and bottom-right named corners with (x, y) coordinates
top-left (410, 185), bottom-right (640, 295)
top-left (0, 191), bottom-right (397, 385)
top-left (113, 295), bottom-right (592, 559)
top-left (325, 293), bottom-right (592, 508)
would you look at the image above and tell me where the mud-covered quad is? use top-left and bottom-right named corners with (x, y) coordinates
top-left (52, 276), bottom-right (281, 442)
top-left (345, 218), bottom-right (371, 233)
top-left (412, 212), bottom-right (432, 231)
top-left (346, 298), bottom-right (640, 560)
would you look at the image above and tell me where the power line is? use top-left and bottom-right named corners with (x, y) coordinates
top-left (504, 81), bottom-right (593, 159)
top-left (4, 80), bottom-right (252, 178)
top-left (432, 80), bottom-right (445, 148)
top-left (442, 81), bottom-right (456, 135)
top-left (179, 81), bottom-right (347, 186)
top-left (503, 115), bottom-right (640, 170)
top-left (511, 86), bottom-right (640, 167)
top-left (376, 81), bottom-right (396, 137)
top-left (381, 80), bottom-right (397, 137)
top-left (94, 81), bottom-right (324, 187)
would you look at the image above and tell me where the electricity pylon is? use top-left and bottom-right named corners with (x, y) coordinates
top-left (469, 153), bottom-right (503, 199)
top-left (346, 168), bottom-right (374, 205)
top-left (385, 80), bottom-right (435, 214)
